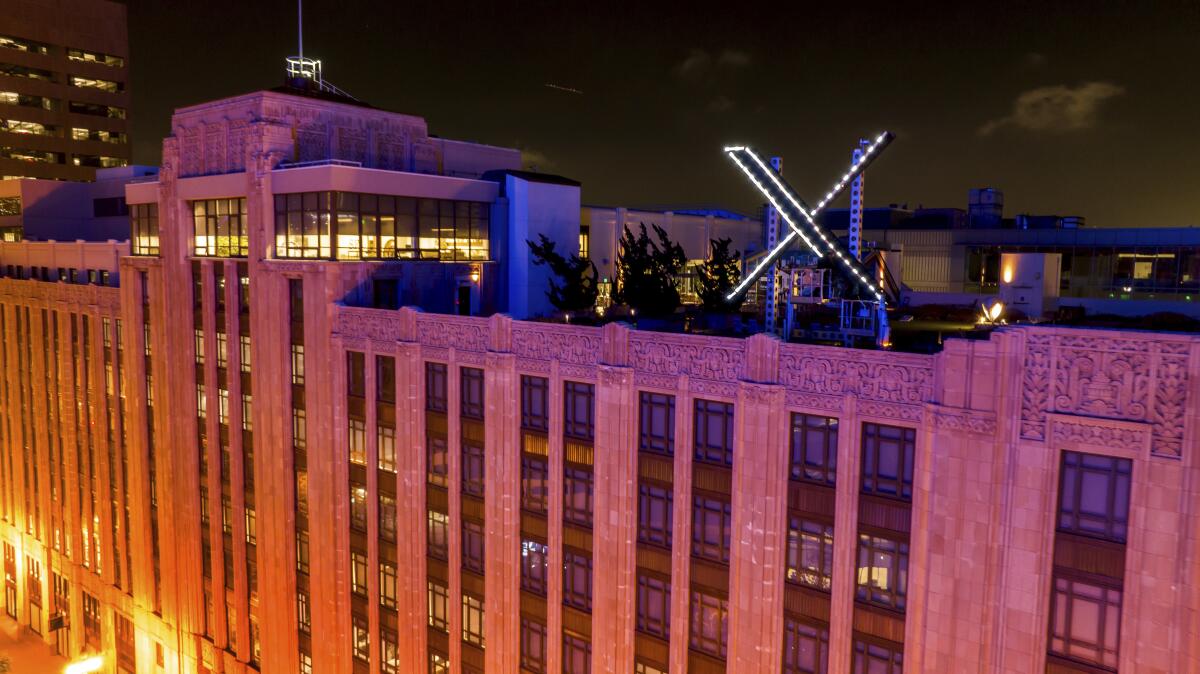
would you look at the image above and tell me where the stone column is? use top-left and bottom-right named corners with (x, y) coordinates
top-left (394, 313), bottom-right (428, 672)
top-left (483, 314), bottom-right (520, 671)
top-left (828, 395), bottom-right (862, 674)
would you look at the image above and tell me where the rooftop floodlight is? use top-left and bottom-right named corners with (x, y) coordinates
top-left (980, 299), bottom-right (1005, 324)
top-left (723, 133), bottom-right (894, 302)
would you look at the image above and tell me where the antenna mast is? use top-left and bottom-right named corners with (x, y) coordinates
top-left (297, 0), bottom-right (303, 59)
top-left (284, 0), bottom-right (358, 100)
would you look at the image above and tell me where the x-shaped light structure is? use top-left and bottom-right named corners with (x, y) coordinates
top-left (723, 132), bottom-right (894, 301)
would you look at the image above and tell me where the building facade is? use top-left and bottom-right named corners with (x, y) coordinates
top-left (0, 85), bottom-right (1198, 674)
top-left (0, 0), bottom-right (131, 181)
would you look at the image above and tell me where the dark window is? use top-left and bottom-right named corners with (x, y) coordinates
top-left (520, 618), bottom-right (547, 673)
top-left (1057, 451), bottom-right (1132, 544)
top-left (379, 493), bottom-right (396, 542)
top-left (639, 392), bottom-right (675, 455)
top-left (427, 510), bottom-right (449, 560)
top-left (694, 399), bottom-right (734, 466)
top-left (521, 455), bottom-right (548, 513)
top-left (563, 632), bottom-right (592, 674)
top-left (462, 442), bottom-right (485, 497)
top-left (860, 423), bottom-right (915, 501)
top-left (852, 639), bottom-right (903, 674)
top-left (791, 414), bottom-right (838, 485)
top-left (636, 573), bottom-right (671, 639)
top-left (1048, 573), bottom-right (1121, 670)
top-left (689, 588), bottom-right (728, 659)
top-left (376, 356), bottom-right (395, 403)
top-left (461, 367), bottom-right (484, 420)
top-left (563, 548), bottom-right (592, 611)
top-left (521, 375), bottom-right (549, 432)
top-left (462, 520), bottom-right (484, 574)
top-left (855, 534), bottom-right (909, 611)
top-left (638, 482), bottom-right (673, 549)
top-left (564, 467), bottom-right (594, 528)
top-left (346, 351), bottom-right (366, 397)
top-left (787, 516), bottom-right (834, 591)
top-left (427, 436), bottom-right (448, 488)
top-left (564, 382), bottom-right (595, 441)
top-left (520, 539), bottom-right (549, 595)
top-left (425, 362), bottom-right (447, 412)
top-left (93, 196), bottom-right (128, 218)
top-left (692, 494), bottom-right (732, 564)
top-left (783, 616), bottom-right (829, 674)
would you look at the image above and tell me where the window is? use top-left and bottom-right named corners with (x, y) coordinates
top-left (245, 508), bottom-right (257, 545)
top-left (691, 494), bottom-right (732, 564)
top-left (689, 588), bottom-right (728, 659)
top-left (196, 384), bottom-right (207, 418)
top-left (636, 574), bottom-right (671, 639)
top-left (564, 381), bottom-right (595, 441)
top-left (1057, 451), bottom-right (1132, 544)
top-left (296, 471), bottom-right (309, 517)
top-left (347, 351), bottom-right (366, 397)
top-left (241, 393), bottom-right (253, 431)
top-left (1048, 574), bottom-right (1122, 669)
top-left (694, 399), bottom-right (734, 466)
top-left (462, 593), bottom-right (485, 647)
top-left (564, 467), bottom-right (594, 527)
top-left (380, 562), bottom-right (398, 609)
top-left (348, 418), bottom-right (367, 465)
top-left (69, 74), bottom-right (122, 92)
top-left (83, 591), bottom-right (101, 647)
top-left (297, 591), bottom-right (311, 632)
top-left (215, 332), bottom-right (228, 368)
top-left (194, 329), bottom-right (205, 364)
top-left (351, 551), bottom-right (368, 596)
top-left (296, 531), bottom-right (309, 574)
top-left (520, 617), bottom-right (547, 673)
top-left (521, 539), bottom-right (548, 595)
top-left (426, 363), bottom-right (447, 411)
top-left (239, 334), bottom-right (251, 372)
top-left (73, 127), bottom-right (126, 144)
top-left (462, 520), bottom-right (485, 574)
top-left (68, 100), bottom-right (125, 118)
top-left (379, 493), bottom-right (397, 542)
top-left (427, 510), bottom-right (449, 560)
top-left (131, 203), bottom-right (159, 255)
top-left (67, 47), bottom-right (124, 67)
top-left (563, 632), bottom-right (591, 674)
top-left (381, 630), bottom-right (399, 674)
top-left (376, 355), bottom-right (395, 403)
top-left (563, 548), bottom-right (592, 611)
top-left (0, 35), bottom-right (49, 54)
top-left (635, 663), bottom-right (667, 674)
top-left (791, 414), bottom-right (838, 485)
top-left (378, 424), bottom-right (396, 472)
top-left (521, 455), bottom-right (548, 513)
top-left (461, 367), bottom-right (484, 419)
top-left (639, 392), bottom-right (675, 455)
top-left (350, 485), bottom-right (368, 532)
top-left (429, 652), bottom-right (450, 674)
top-left (783, 617), bottom-right (829, 674)
top-left (291, 344), bottom-right (305, 385)
top-left (860, 423), bottom-right (915, 501)
top-left (427, 581), bottom-right (449, 631)
top-left (191, 198), bottom-right (248, 257)
top-left (787, 516), bottom-right (834, 591)
top-left (462, 442), bottom-right (485, 497)
top-left (422, 435), bottom-right (448, 488)
top-left (352, 614), bottom-right (370, 662)
top-left (521, 375), bottom-right (549, 432)
top-left (286, 409), bottom-right (305, 451)
top-left (851, 639), bottom-right (903, 674)
top-left (274, 192), bottom-right (489, 260)
top-left (855, 534), bottom-right (909, 611)
top-left (638, 482), bottom-right (673, 549)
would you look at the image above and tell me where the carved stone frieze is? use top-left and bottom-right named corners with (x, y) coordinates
top-left (1019, 330), bottom-right (1189, 458)
top-left (931, 408), bottom-right (997, 435)
top-left (511, 324), bottom-right (601, 365)
top-left (777, 343), bottom-right (934, 406)
top-left (628, 333), bottom-right (745, 381)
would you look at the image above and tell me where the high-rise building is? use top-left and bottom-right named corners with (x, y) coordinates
top-left (0, 83), bottom-right (1198, 674)
top-left (0, 0), bottom-right (130, 181)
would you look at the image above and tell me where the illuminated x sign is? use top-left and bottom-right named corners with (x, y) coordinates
top-left (724, 132), bottom-right (894, 301)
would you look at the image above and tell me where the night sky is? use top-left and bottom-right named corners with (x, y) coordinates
top-left (126, 0), bottom-right (1200, 227)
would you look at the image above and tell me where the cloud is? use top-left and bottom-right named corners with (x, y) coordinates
top-left (675, 48), bottom-right (751, 80)
top-left (979, 81), bottom-right (1125, 136)
top-left (1024, 52), bottom-right (1047, 68)
top-left (520, 149), bottom-right (554, 170)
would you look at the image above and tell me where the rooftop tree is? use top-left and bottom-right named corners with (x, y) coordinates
top-left (527, 233), bottom-right (599, 314)
top-left (613, 223), bottom-right (686, 317)
top-left (696, 237), bottom-right (744, 313)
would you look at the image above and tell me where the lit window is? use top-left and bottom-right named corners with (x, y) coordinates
top-left (377, 424), bottom-right (396, 472)
top-left (239, 334), bottom-right (251, 372)
top-left (191, 198), bottom-right (248, 257)
top-left (379, 561), bottom-right (397, 609)
top-left (787, 517), bottom-right (834, 591)
top-left (349, 485), bottom-right (367, 532)
top-left (855, 534), bottom-right (909, 611)
top-left (348, 418), bottom-right (366, 465)
top-left (67, 47), bottom-right (124, 67)
top-left (130, 203), bottom-right (159, 256)
top-left (352, 615), bottom-right (369, 662)
top-left (461, 593), bottom-right (485, 647)
top-left (68, 75), bottom-right (122, 92)
top-left (350, 552), bottom-right (368, 596)
top-left (427, 510), bottom-right (449, 560)
top-left (427, 581), bottom-right (449, 632)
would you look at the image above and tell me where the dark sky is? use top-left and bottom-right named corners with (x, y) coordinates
top-left (126, 0), bottom-right (1200, 227)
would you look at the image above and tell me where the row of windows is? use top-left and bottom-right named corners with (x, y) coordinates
top-left (274, 191), bottom-right (489, 261)
top-left (0, 63), bottom-right (123, 91)
top-left (0, 39), bottom-right (126, 66)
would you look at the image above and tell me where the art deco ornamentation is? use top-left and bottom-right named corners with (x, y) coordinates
top-left (1020, 331), bottom-right (1189, 458)
top-left (777, 343), bottom-right (934, 404)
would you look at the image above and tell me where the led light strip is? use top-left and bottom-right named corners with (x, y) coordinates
top-left (723, 133), bottom-right (894, 301)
